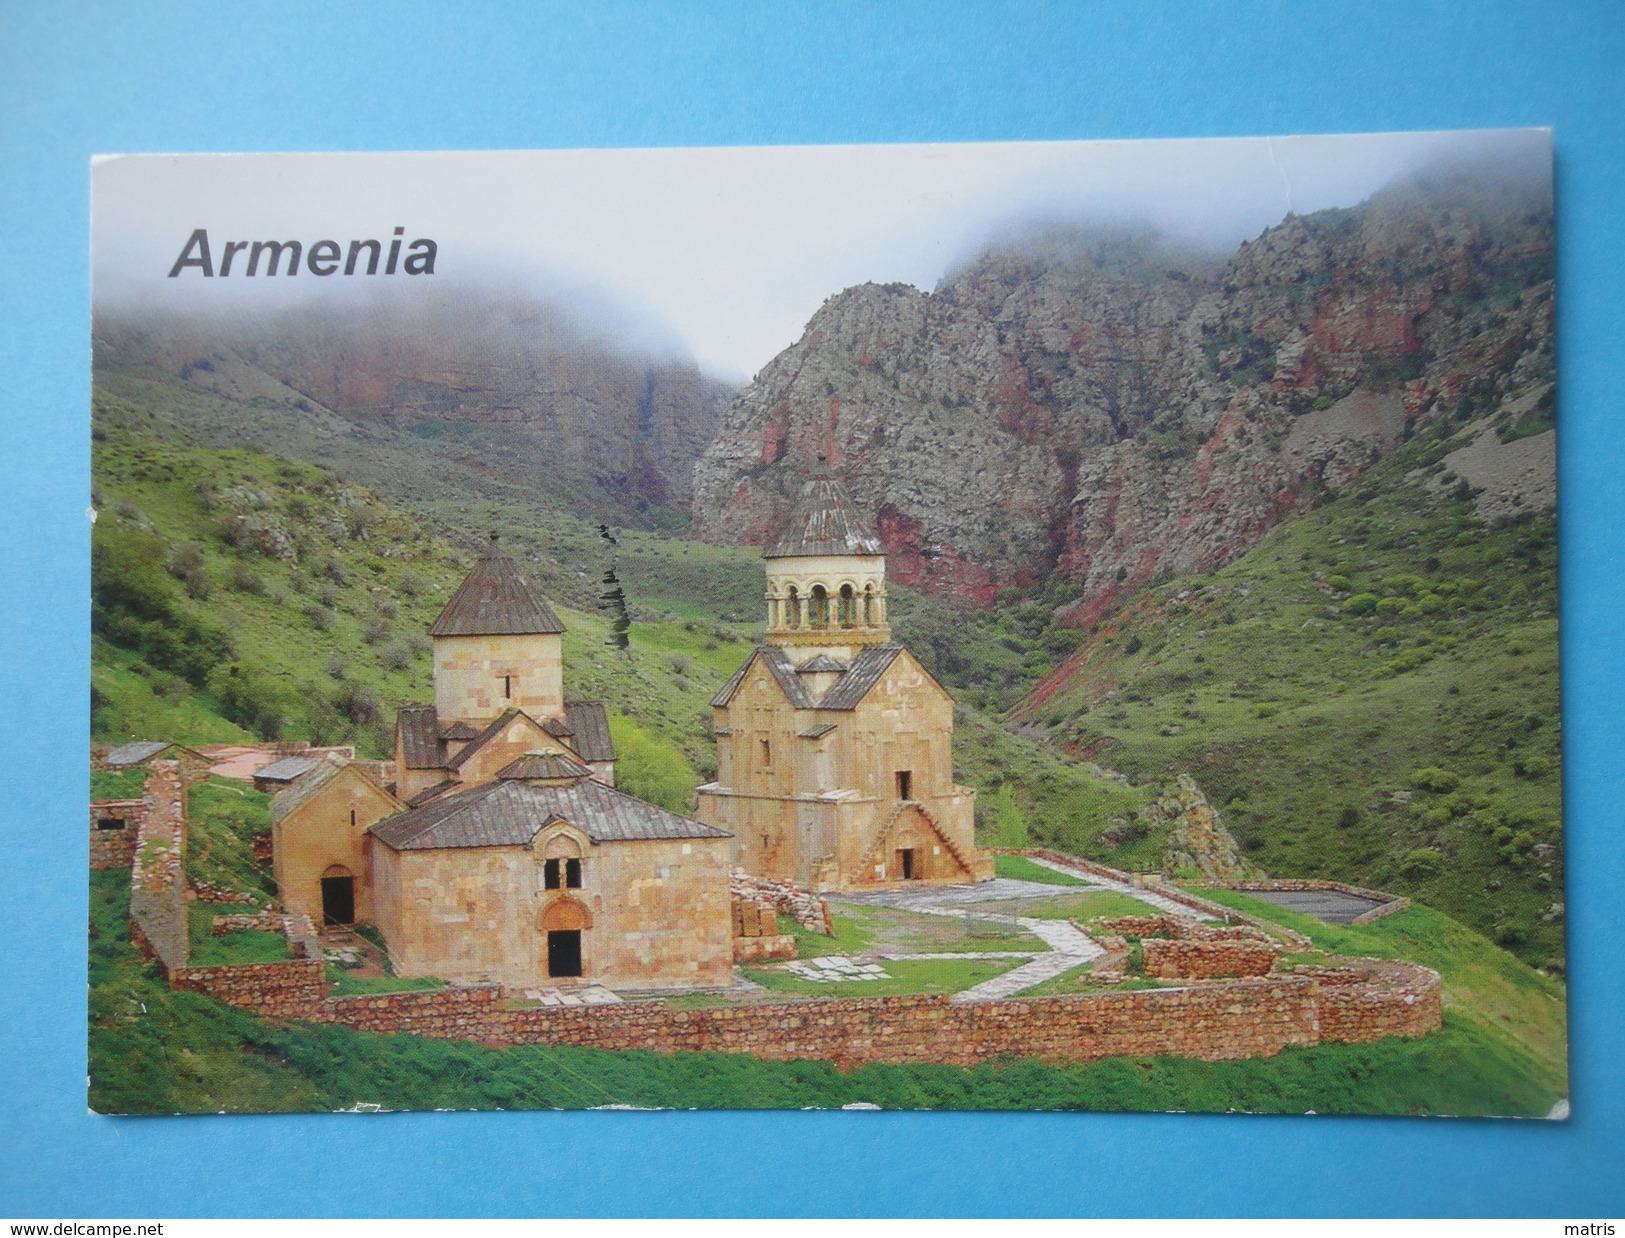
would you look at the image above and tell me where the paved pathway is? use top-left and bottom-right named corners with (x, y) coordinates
top-left (826, 860), bottom-right (1214, 1002)
top-left (521, 984), bottom-right (623, 1006)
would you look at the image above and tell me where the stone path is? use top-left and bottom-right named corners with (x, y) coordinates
top-left (826, 860), bottom-right (1215, 1002)
top-left (786, 956), bottom-right (890, 982)
top-left (521, 984), bottom-right (624, 1006)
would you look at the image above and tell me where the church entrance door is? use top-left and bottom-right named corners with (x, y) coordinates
top-left (548, 929), bottom-right (583, 978)
top-left (321, 874), bottom-right (355, 925)
top-left (898, 848), bottom-right (917, 880)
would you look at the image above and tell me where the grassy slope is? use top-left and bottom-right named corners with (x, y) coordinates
top-left (1193, 888), bottom-right (1567, 1104)
top-left (1011, 445), bottom-right (1562, 968)
top-left (91, 395), bottom-right (1143, 833)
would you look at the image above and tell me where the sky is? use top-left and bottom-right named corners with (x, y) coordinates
top-left (92, 129), bottom-right (1548, 383)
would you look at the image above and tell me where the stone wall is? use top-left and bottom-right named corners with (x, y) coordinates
top-left (1092, 914), bottom-right (1282, 980)
top-left (1142, 938), bottom-right (1280, 979)
top-left (128, 762), bottom-right (189, 972)
top-left (170, 959), bottom-right (329, 1019)
top-left (90, 799), bottom-right (145, 869)
top-left (1293, 960), bottom-right (1443, 1043)
top-left (731, 896), bottom-right (798, 962)
top-left (1195, 878), bottom-right (1410, 926)
top-left (211, 911), bottom-right (280, 935)
top-left (172, 961), bottom-right (1439, 1068)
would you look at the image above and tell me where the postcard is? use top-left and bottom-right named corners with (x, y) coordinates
top-left (88, 130), bottom-right (1563, 1116)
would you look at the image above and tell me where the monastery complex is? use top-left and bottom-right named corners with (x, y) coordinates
top-left (263, 461), bottom-right (988, 993)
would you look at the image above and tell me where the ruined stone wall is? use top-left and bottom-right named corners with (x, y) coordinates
top-left (1293, 960), bottom-right (1442, 1043)
top-left (1142, 938), bottom-right (1281, 979)
top-left (731, 897), bottom-right (798, 962)
top-left (128, 762), bottom-right (189, 972)
top-left (1195, 878), bottom-right (1410, 925)
top-left (729, 870), bottom-right (834, 935)
top-left (90, 799), bottom-right (145, 869)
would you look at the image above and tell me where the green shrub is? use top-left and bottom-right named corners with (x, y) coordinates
top-left (1411, 767), bottom-right (1462, 794)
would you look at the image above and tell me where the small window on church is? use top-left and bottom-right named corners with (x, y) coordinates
top-left (544, 858), bottom-right (561, 889)
top-left (350, 808), bottom-right (357, 828)
top-left (760, 738), bottom-right (772, 767)
top-left (896, 770), bottom-right (913, 800)
top-left (502, 674), bottom-right (513, 699)
top-left (96, 817), bottom-right (125, 832)
top-left (565, 858), bottom-right (582, 888)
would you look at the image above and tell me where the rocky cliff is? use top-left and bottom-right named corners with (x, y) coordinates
top-left (95, 287), bottom-right (736, 522)
top-left (692, 166), bottom-right (1555, 616)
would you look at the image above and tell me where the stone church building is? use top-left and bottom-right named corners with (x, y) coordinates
top-left (272, 534), bottom-right (735, 992)
top-left (697, 460), bottom-right (993, 891)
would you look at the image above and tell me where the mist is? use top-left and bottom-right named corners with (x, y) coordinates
top-left (92, 130), bottom-right (1550, 383)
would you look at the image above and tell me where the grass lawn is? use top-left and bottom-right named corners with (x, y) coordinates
top-left (818, 902), bottom-right (1045, 955)
top-left (326, 971), bottom-right (447, 998)
top-left (993, 854), bottom-right (1091, 886)
top-left (186, 903), bottom-right (289, 966)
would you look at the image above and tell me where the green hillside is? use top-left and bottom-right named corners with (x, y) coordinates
top-left (1007, 440), bottom-right (1563, 969)
top-left (90, 400), bottom-right (1141, 837)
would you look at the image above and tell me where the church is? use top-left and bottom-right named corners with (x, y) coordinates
top-left (271, 534), bottom-right (736, 992)
top-left (697, 459), bottom-right (993, 891)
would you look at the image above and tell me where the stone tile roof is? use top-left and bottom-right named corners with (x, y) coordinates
top-left (796, 654), bottom-right (848, 673)
top-left (563, 701), bottom-right (615, 762)
top-left (711, 644), bottom-right (905, 712)
top-left (797, 723), bottom-right (838, 739)
top-left (428, 533), bottom-right (565, 638)
top-left (405, 779), bottom-right (460, 808)
top-left (497, 751), bottom-right (594, 781)
top-left (439, 720), bottom-right (481, 741)
top-left (270, 756), bottom-right (349, 823)
top-left (817, 644), bottom-right (905, 710)
top-left (396, 705), bottom-right (449, 770)
top-left (446, 707), bottom-right (532, 771)
top-left (105, 740), bottom-right (178, 767)
top-left (253, 755), bottom-right (319, 783)
top-left (763, 460), bottom-right (883, 558)
top-left (370, 776), bottom-right (731, 851)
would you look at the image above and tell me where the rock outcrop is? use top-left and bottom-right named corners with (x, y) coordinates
top-left (692, 165), bottom-right (1555, 617)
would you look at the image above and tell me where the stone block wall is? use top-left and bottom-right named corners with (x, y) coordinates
top-left (211, 911), bottom-right (280, 935)
top-left (1142, 938), bottom-right (1281, 979)
top-left (733, 935), bottom-right (798, 962)
top-left (170, 959), bottom-right (329, 1019)
top-left (1292, 960), bottom-right (1442, 1043)
top-left (170, 956), bottom-right (1440, 1069)
top-left (90, 799), bottom-right (145, 869)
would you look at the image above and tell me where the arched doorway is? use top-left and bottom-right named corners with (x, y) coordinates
top-left (540, 897), bottom-right (592, 979)
top-left (320, 864), bottom-right (355, 926)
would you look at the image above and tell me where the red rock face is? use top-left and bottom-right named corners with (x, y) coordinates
top-left (692, 173), bottom-right (1553, 615)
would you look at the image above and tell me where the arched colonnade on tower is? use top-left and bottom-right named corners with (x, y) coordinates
top-left (767, 579), bottom-right (888, 632)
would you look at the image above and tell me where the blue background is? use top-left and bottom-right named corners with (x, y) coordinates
top-left (3, 1), bottom-right (1622, 1218)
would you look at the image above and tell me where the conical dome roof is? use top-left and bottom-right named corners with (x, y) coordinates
top-left (764, 457), bottom-right (883, 558)
top-left (429, 533), bottom-right (565, 637)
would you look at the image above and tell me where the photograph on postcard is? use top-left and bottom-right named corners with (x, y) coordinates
top-left (87, 130), bottom-right (1564, 1116)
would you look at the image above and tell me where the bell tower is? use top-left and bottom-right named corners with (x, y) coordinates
top-left (762, 455), bottom-right (890, 666)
